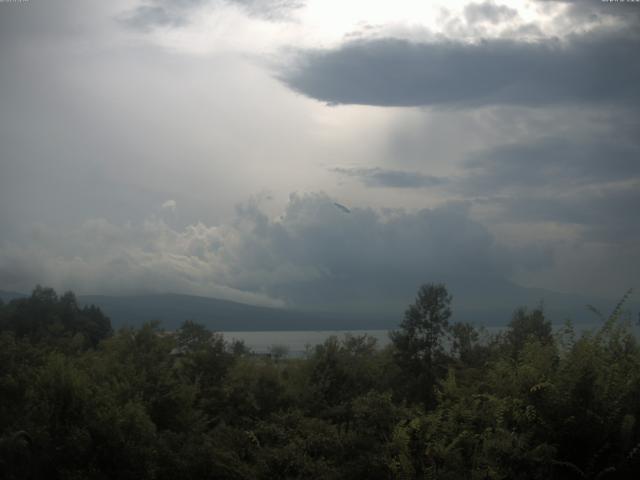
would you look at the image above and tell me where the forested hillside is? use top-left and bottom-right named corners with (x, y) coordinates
top-left (1, 285), bottom-right (638, 479)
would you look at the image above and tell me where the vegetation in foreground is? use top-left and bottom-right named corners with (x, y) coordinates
top-left (0, 285), bottom-right (639, 479)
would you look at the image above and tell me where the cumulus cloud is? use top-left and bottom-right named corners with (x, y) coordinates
top-left (0, 193), bottom-right (549, 315)
top-left (464, 1), bottom-right (518, 25)
top-left (229, 0), bottom-right (304, 20)
top-left (162, 199), bottom-right (177, 211)
top-left (0, 216), bottom-right (279, 308)
top-left (281, 29), bottom-right (640, 107)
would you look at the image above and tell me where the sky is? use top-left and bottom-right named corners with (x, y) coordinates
top-left (0, 0), bottom-right (638, 316)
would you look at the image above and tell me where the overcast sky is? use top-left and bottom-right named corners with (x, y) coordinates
top-left (1, 0), bottom-right (638, 314)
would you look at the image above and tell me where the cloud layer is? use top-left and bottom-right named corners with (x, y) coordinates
top-left (332, 167), bottom-right (446, 189)
top-left (282, 29), bottom-right (640, 107)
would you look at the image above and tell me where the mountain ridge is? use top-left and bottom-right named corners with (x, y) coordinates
top-left (3, 287), bottom-right (636, 331)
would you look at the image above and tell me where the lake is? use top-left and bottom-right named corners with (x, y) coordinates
top-left (222, 330), bottom-right (391, 356)
top-left (222, 321), bottom-right (640, 357)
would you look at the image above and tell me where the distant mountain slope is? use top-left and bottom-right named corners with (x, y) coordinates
top-left (0, 290), bottom-right (27, 303)
top-left (77, 293), bottom-right (393, 331)
top-left (3, 287), bottom-right (636, 332)
top-left (79, 289), bottom-right (636, 332)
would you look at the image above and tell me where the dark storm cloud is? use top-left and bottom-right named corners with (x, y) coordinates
top-left (464, 1), bottom-right (518, 24)
top-left (214, 193), bottom-right (557, 315)
top-left (332, 167), bottom-right (446, 189)
top-left (281, 29), bottom-right (640, 107)
top-left (0, 193), bottom-right (551, 315)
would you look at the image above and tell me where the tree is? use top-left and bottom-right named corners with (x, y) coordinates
top-left (268, 344), bottom-right (290, 362)
top-left (176, 320), bottom-right (214, 352)
top-left (506, 306), bottom-right (552, 357)
top-left (0, 286), bottom-right (111, 348)
top-left (451, 321), bottom-right (483, 365)
top-left (175, 321), bottom-right (234, 418)
top-left (390, 283), bottom-right (452, 408)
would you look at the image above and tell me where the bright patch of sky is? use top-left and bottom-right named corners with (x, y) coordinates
top-left (140, 0), bottom-right (580, 56)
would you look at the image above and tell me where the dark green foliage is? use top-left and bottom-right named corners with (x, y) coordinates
top-left (0, 285), bottom-right (639, 479)
top-left (308, 334), bottom-right (382, 408)
top-left (505, 305), bottom-right (553, 357)
top-left (0, 286), bottom-right (112, 349)
top-left (390, 283), bottom-right (453, 408)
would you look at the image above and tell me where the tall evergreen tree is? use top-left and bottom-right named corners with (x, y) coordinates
top-left (390, 283), bottom-right (452, 408)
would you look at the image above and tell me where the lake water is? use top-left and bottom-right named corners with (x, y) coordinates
top-left (222, 330), bottom-right (391, 356)
top-left (222, 322), bottom-right (639, 357)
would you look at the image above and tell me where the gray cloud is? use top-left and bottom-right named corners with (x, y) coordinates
top-left (120, 0), bottom-right (303, 29)
top-left (464, 1), bottom-right (518, 25)
top-left (282, 29), bottom-right (640, 107)
top-left (333, 124), bottom-right (640, 196)
top-left (494, 182), bottom-right (640, 245)
top-left (121, 4), bottom-right (190, 30)
top-left (345, 112), bottom-right (640, 285)
top-left (332, 167), bottom-right (446, 189)
top-left (453, 128), bottom-right (640, 251)
top-left (226, 193), bottom-right (521, 313)
top-left (535, 0), bottom-right (640, 22)
top-left (461, 137), bottom-right (640, 192)
top-left (0, 193), bottom-right (548, 316)
top-left (230, 0), bottom-right (303, 20)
